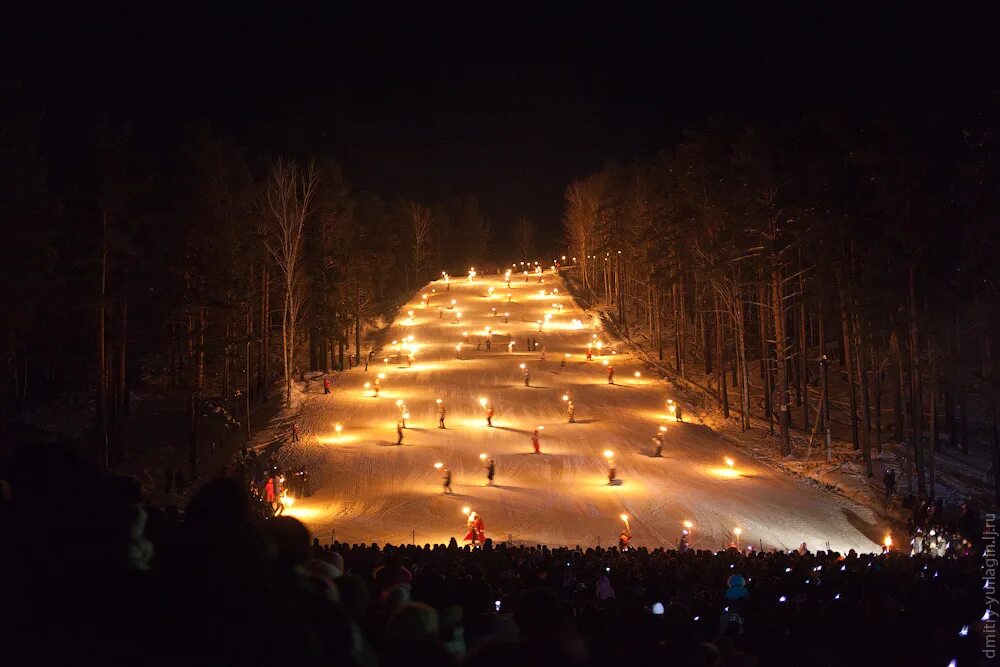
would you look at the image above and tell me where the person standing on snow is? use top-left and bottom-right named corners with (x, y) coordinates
top-left (883, 467), bottom-right (896, 500)
top-left (485, 458), bottom-right (496, 486)
top-left (567, 400), bottom-right (576, 423)
top-left (464, 511), bottom-right (479, 545)
top-left (438, 401), bottom-right (446, 429)
top-left (291, 423), bottom-right (300, 442)
top-left (531, 429), bottom-right (541, 454)
top-left (652, 429), bottom-right (665, 457)
top-left (475, 512), bottom-right (485, 544)
top-left (464, 511), bottom-right (485, 546)
top-left (523, 367), bottom-right (531, 387)
top-left (486, 404), bottom-right (494, 427)
top-left (607, 365), bottom-right (615, 384)
top-left (442, 467), bottom-right (453, 494)
top-left (396, 420), bottom-right (404, 445)
top-left (619, 527), bottom-right (631, 550)
top-left (323, 378), bottom-right (331, 394)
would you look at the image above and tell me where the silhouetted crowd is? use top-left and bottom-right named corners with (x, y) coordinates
top-left (0, 442), bottom-right (988, 666)
top-left (907, 496), bottom-right (981, 558)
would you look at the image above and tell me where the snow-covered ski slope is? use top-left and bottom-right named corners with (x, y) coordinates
top-left (282, 269), bottom-right (885, 553)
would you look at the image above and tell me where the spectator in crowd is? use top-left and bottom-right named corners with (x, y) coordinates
top-left (0, 441), bottom-right (987, 667)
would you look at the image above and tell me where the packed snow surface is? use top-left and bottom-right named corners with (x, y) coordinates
top-left (282, 269), bottom-right (885, 553)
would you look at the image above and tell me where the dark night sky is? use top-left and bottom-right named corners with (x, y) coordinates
top-left (4, 4), bottom-right (998, 241)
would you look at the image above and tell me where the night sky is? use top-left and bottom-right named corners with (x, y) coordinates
top-left (4, 4), bottom-right (997, 241)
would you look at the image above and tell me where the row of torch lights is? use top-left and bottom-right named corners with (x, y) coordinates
top-left (331, 266), bottom-right (897, 552)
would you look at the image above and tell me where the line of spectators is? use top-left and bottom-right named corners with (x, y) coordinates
top-left (0, 441), bottom-right (987, 666)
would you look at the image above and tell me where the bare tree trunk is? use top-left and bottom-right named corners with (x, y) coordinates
top-left (224, 314), bottom-right (232, 413)
top-left (736, 286), bottom-right (751, 430)
top-left (116, 274), bottom-right (128, 460)
top-left (853, 310), bottom-right (873, 476)
top-left (678, 271), bottom-right (687, 378)
top-left (799, 258), bottom-right (808, 430)
top-left (355, 284), bottom-right (362, 363)
top-left (702, 280), bottom-right (712, 375)
top-left (188, 389), bottom-right (198, 480)
top-left (264, 159), bottom-right (318, 407)
top-left (771, 260), bottom-right (791, 456)
top-left (837, 270), bottom-right (859, 450)
top-left (893, 329), bottom-right (913, 494)
top-left (817, 297), bottom-right (826, 446)
top-left (410, 202), bottom-right (433, 283)
top-left (869, 324), bottom-right (883, 453)
top-left (928, 335), bottom-right (938, 498)
top-left (198, 307), bottom-right (206, 396)
top-left (673, 283), bottom-right (681, 371)
top-left (259, 266), bottom-right (270, 398)
top-left (960, 390), bottom-right (969, 455)
top-left (647, 280), bottom-right (654, 335)
top-left (715, 290), bottom-right (729, 417)
top-left (817, 297), bottom-right (826, 360)
top-left (655, 286), bottom-right (664, 361)
top-left (97, 209), bottom-right (109, 469)
top-left (758, 277), bottom-right (771, 425)
top-left (281, 290), bottom-right (290, 403)
top-left (617, 254), bottom-right (626, 327)
top-left (908, 266), bottom-right (926, 496)
top-left (892, 323), bottom-right (904, 443)
top-left (245, 305), bottom-right (251, 446)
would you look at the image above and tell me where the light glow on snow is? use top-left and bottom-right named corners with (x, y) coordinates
top-left (272, 270), bottom-right (886, 551)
